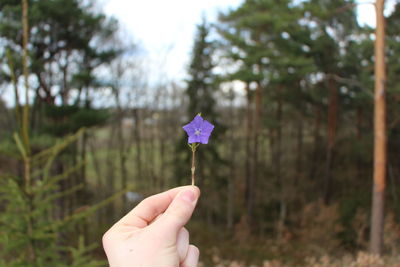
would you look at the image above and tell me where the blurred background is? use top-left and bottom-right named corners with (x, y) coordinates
top-left (1, 0), bottom-right (400, 266)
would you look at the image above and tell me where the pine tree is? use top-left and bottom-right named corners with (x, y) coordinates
top-left (218, 0), bottom-right (316, 231)
top-left (0, 2), bottom-right (123, 265)
top-left (300, 0), bottom-right (359, 204)
top-left (0, 130), bottom-right (107, 267)
top-left (1, 0), bottom-right (121, 231)
top-left (186, 21), bottom-right (217, 119)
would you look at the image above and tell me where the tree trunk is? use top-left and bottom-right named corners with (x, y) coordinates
top-left (250, 81), bottom-right (262, 229)
top-left (159, 133), bottom-right (166, 190)
top-left (275, 94), bottom-right (284, 240)
top-left (114, 88), bottom-right (129, 209)
top-left (105, 125), bottom-right (117, 223)
top-left (227, 89), bottom-right (236, 230)
top-left (244, 83), bottom-right (254, 226)
top-left (310, 106), bottom-right (321, 181)
top-left (89, 137), bottom-right (104, 224)
top-left (370, 0), bottom-right (386, 255)
top-left (148, 114), bottom-right (156, 189)
top-left (133, 109), bottom-right (142, 184)
top-left (79, 131), bottom-right (89, 243)
top-left (356, 107), bottom-right (363, 181)
top-left (324, 77), bottom-right (338, 204)
top-left (79, 131), bottom-right (88, 204)
top-left (295, 111), bottom-right (304, 186)
top-left (117, 116), bottom-right (128, 209)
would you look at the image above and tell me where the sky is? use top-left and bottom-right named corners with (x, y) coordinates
top-left (100, 0), bottom-right (388, 84)
top-left (100, 0), bottom-right (243, 84)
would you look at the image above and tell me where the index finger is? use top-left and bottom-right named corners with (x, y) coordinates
top-left (116, 186), bottom-right (196, 228)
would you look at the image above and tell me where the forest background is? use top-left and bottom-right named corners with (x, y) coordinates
top-left (1, 0), bottom-right (400, 266)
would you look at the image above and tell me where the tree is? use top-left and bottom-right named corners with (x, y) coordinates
top-left (218, 0), bottom-right (316, 232)
top-left (1, 0), bottom-right (126, 246)
top-left (0, 0), bottom-right (119, 106)
top-left (300, 0), bottom-right (359, 204)
top-left (370, 0), bottom-right (386, 255)
top-left (0, 2), bottom-right (119, 265)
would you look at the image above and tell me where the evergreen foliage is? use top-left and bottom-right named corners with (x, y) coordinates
top-left (0, 1), bottom-right (123, 265)
top-left (0, 129), bottom-right (108, 266)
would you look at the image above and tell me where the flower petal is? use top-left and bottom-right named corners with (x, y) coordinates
top-left (199, 134), bottom-right (210, 144)
top-left (201, 120), bottom-right (214, 135)
top-left (188, 135), bottom-right (201, 144)
top-left (183, 123), bottom-right (195, 136)
top-left (192, 115), bottom-right (204, 129)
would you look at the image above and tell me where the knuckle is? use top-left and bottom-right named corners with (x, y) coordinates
top-left (181, 227), bottom-right (189, 236)
top-left (102, 230), bottom-right (112, 245)
top-left (191, 244), bottom-right (199, 255)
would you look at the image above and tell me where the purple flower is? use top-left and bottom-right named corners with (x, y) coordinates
top-left (183, 115), bottom-right (214, 144)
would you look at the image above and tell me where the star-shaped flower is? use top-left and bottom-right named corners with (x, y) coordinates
top-left (183, 115), bottom-right (214, 144)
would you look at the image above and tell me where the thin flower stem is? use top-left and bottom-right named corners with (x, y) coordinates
top-left (191, 148), bottom-right (196, 185)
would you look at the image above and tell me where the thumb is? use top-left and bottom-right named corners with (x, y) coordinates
top-left (151, 186), bottom-right (200, 241)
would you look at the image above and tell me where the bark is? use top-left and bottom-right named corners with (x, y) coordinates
top-left (114, 86), bottom-right (129, 209)
top-left (295, 111), bottom-right (304, 186)
top-left (22, 0), bottom-right (35, 261)
top-left (148, 113), bottom-right (156, 189)
top-left (89, 138), bottom-right (103, 188)
top-left (370, 0), bottom-right (386, 255)
top-left (356, 107), bottom-right (363, 139)
top-left (79, 132), bottom-right (88, 203)
top-left (324, 77), bottom-right (338, 204)
top-left (356, 107), bottom-right (363, 180)
top-left (275, 94), bottom-right (284, 240)
top-left (60, 52), bottom-right (70, 105)
top-left (251, 81), bottom-right (262, 226)
top-left (244, 83), bottom-right (254, 226)
top-left (310, 105), bottom-right (321, 181)
top-left (21, 0), bottom-right (30, 153)
top-left (36, 72), bottom-right (55, 104)
top-left (89, 138), bottom-right (105, 225)
top-left (159, 138), bottom-right (166, 188)
top-left (159, 119), bottom-right (166, 190)
top-left (227, 90), bottom-right (236, 230)
top-left (105, 125), bottom-right (117, 223)
top-left (227, 170), bottom-right (235, 229)
top-left (79, 132), bottom-right (89, 243)
top-left (133, 109), bottom-right (142, 183)
top-left (117, 118), bottom-right (128, 207)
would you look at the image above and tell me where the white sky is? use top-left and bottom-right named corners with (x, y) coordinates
top-left (100, 0), bottom-right (243, 84)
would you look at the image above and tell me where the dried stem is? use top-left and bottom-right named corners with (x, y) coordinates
top-left (191, 148), bottom-right (196, 185)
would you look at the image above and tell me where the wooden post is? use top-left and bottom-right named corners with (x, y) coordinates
top-left (370, 0), bottom-right (386, 255)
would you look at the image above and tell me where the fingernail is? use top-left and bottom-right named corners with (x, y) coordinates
top-left (179, 189), bottom-right (196, 203)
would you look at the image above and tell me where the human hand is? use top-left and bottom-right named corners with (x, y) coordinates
top-left (102, 186), bottom-right (200, 267)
